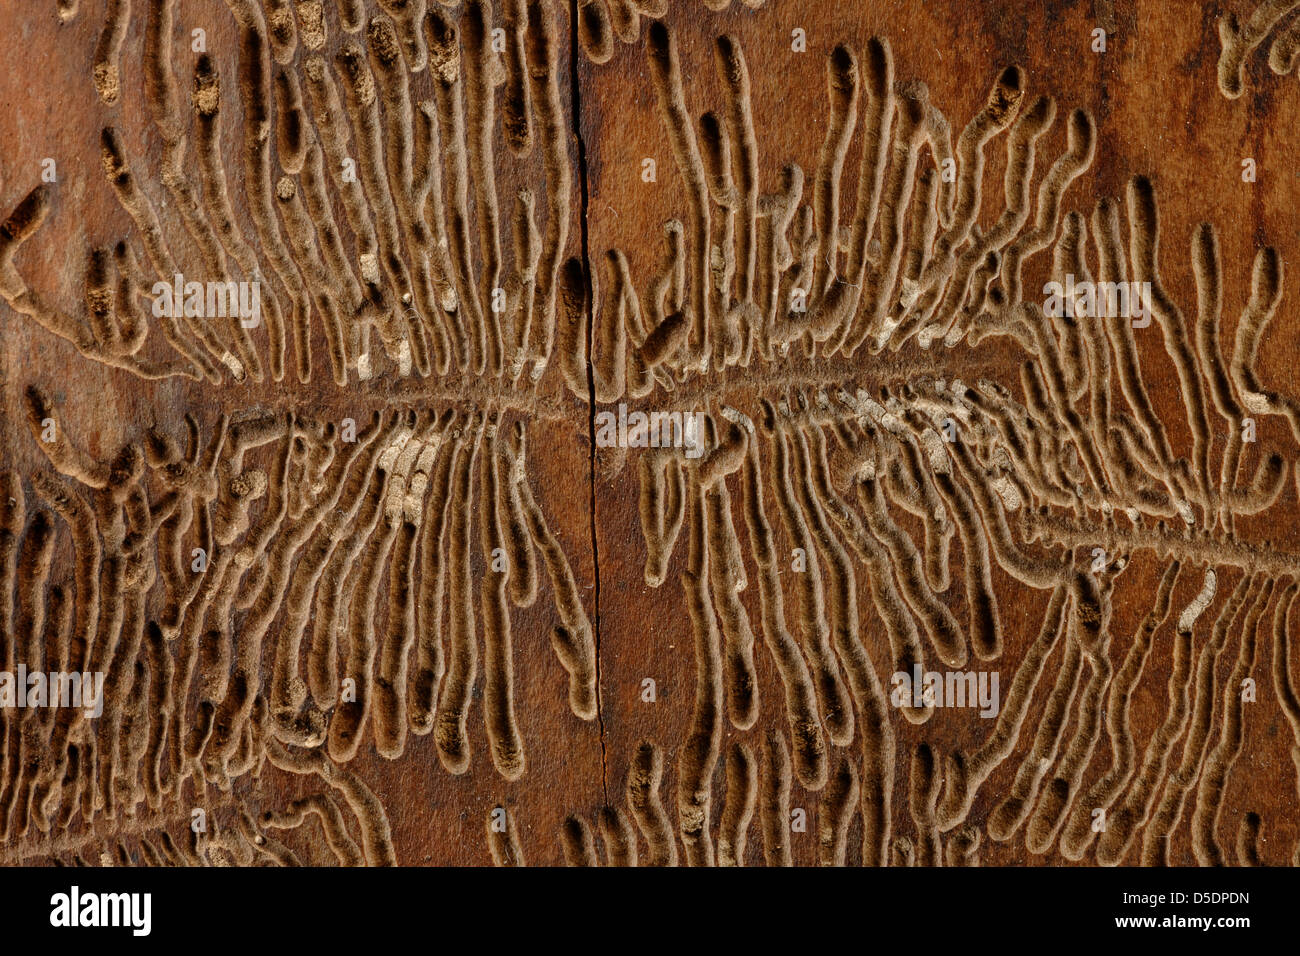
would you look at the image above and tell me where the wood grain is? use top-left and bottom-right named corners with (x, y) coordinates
top-left (0, 0), bottom-right (1298, 866)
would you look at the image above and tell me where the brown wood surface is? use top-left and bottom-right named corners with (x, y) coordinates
top-left (0, 0), bottom-right (1298, 866)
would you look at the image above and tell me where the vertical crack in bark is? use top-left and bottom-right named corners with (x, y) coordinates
top-left (570, 0), bottom-right (608, 807)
